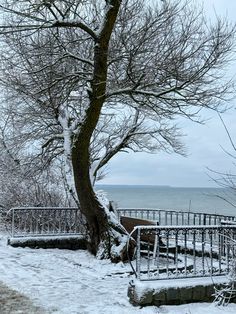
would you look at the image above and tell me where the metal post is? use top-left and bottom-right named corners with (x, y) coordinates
top-left (175, 230), bottom-right (179, 276)
top-left (156, 232), bottom-right (160, 278)
top-left (166, 230), bottom-right (169, 277)
top-left (74, 209), bottom-right (77, 233)
top-left (203, 214), bottom-right (206, 226)
top-left (214, 215), bottom-right (216, 225)
top-left (184, 230), bottom-right (187, 276)
top-left (201, 229), bottom-right (205, 275)
top-left (11, 209), bottom-right (15, 238)
top-left (226, 230), bottom-right (230, 273)
top-left (209, 230), bottom-right (213, 275)
top-left (30, 210), bottom-right (33, 234)
top-left (187, 212), bottom-right (190, 225)
top-left (193, 230), bottom-right (196, 275)
top-left (147, 234), bottom-right (151, 278)
top-left (218, 229), bottom-right (222, 274)
top-left (136, 227), bottom-right (141, 280)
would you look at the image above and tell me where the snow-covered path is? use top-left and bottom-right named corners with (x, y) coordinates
top-left (1, 231), bottom-right (236, 314)
top-left (0, 232), bottom-right (155, 314)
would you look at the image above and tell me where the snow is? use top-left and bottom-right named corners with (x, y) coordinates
top-left (89, 160), bottom-right (100, 185)
top-left (95, 190), bottom-right (131, 260)
top-left (1, 230), bottom-right (236, 313)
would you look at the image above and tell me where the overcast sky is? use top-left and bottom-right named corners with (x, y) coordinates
top-left (101, 0), bottom-right (236, 188)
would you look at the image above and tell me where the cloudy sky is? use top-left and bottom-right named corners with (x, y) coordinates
top-left (101, 0), bottom-right (236, 188)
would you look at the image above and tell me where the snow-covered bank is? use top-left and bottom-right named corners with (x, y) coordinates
top-left (1, 231), bottom-right (236, 313)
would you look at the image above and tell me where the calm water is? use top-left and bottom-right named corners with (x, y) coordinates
top-left (95, 185), bottom-right (236, 216)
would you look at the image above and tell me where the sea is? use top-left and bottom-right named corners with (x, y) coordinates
top-left (95, 185), bottom-right (236, 217)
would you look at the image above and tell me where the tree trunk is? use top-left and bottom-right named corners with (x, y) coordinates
top-left (71, 1), bottom-right (134, 262)
top-left (72, 139), bottom-right (133, 262)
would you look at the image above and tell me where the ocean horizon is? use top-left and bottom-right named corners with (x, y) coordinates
top-left (95, 184), bottom-right (236, 216)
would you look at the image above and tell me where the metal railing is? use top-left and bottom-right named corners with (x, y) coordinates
top-left (7, 207), bottom-right (85, 238)
top-left (130, 225), bottom-right (236, 281)
top-left (7, 207), bottom-right (236, 238)
top-left (117, 208), bottom-right (236, 226)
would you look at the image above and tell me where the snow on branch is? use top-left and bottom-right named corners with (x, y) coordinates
top-left (52, 19), bottom-right (97, 39)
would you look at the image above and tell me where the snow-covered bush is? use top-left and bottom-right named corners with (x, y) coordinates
top-left (0, 154), bottom-right (72, 212)
top-left (213, 234), bottom-right (236, 306)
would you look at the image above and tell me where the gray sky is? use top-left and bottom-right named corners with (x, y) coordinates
top-left (101, 0), bottom-right (236, 188)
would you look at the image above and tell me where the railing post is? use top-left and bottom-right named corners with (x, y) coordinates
top-left (209, 229), bottom-right (213, 275)
top-left (11, 208), bottom-right (15, 238)
top-left (184, 229), bottom-right (187, 276)
top-left (136, 227), bottom-right (141, 280)
top-left (193, 230), bottom-right (196, 275)
top-left (166, 229), bottom-right (170, 277)
top-left (218, 228), bottom-right (222, 274)
top-left (175, 230), bottom-right (179, 275)
top-left (203, 214), bottom-right (206, 225)
top-left (193, 213), bottom-right (196, 225)
top-left (201, 229), bottom-right (205, 275)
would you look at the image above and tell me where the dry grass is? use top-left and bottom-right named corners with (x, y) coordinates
top-left (0, 282), bottom-right (46, 314)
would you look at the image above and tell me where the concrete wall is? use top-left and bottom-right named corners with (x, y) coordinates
top-left (8, 235), bottom-right (87, 250)
top-left (128, 276), bottom-right (236, 306)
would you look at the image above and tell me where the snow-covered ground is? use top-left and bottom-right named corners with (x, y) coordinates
top-left (1, 230), bottom-right (236, 314)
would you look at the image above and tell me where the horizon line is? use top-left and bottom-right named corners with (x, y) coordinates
top-left (95, 183), bottom-right (223, 189)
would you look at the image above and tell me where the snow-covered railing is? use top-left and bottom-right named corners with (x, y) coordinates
top-left (7, 207), bottom-right (85, 238)
top-left (117, 208), bottom-right (235, 226)
top-left (130, 225), bottom-right (236, 281)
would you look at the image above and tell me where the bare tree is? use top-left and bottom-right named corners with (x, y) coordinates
top-left (208, 113), bottom-right (236, 209)
top-left (0, 0), bottom-right (235, 261)
top-left (0, 27), bottom-right (184, 205)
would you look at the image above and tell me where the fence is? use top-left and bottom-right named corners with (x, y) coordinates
top-left (5, 206), bottom-right (236, 283)
top-left (6, 207), bottom-right (236, 237)
top-left (130, 225), bottom-right (236, 281)
top-left (7, 207), bottom-right (85, 238)
top-left (117, 208), bottom-right (236, 226)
